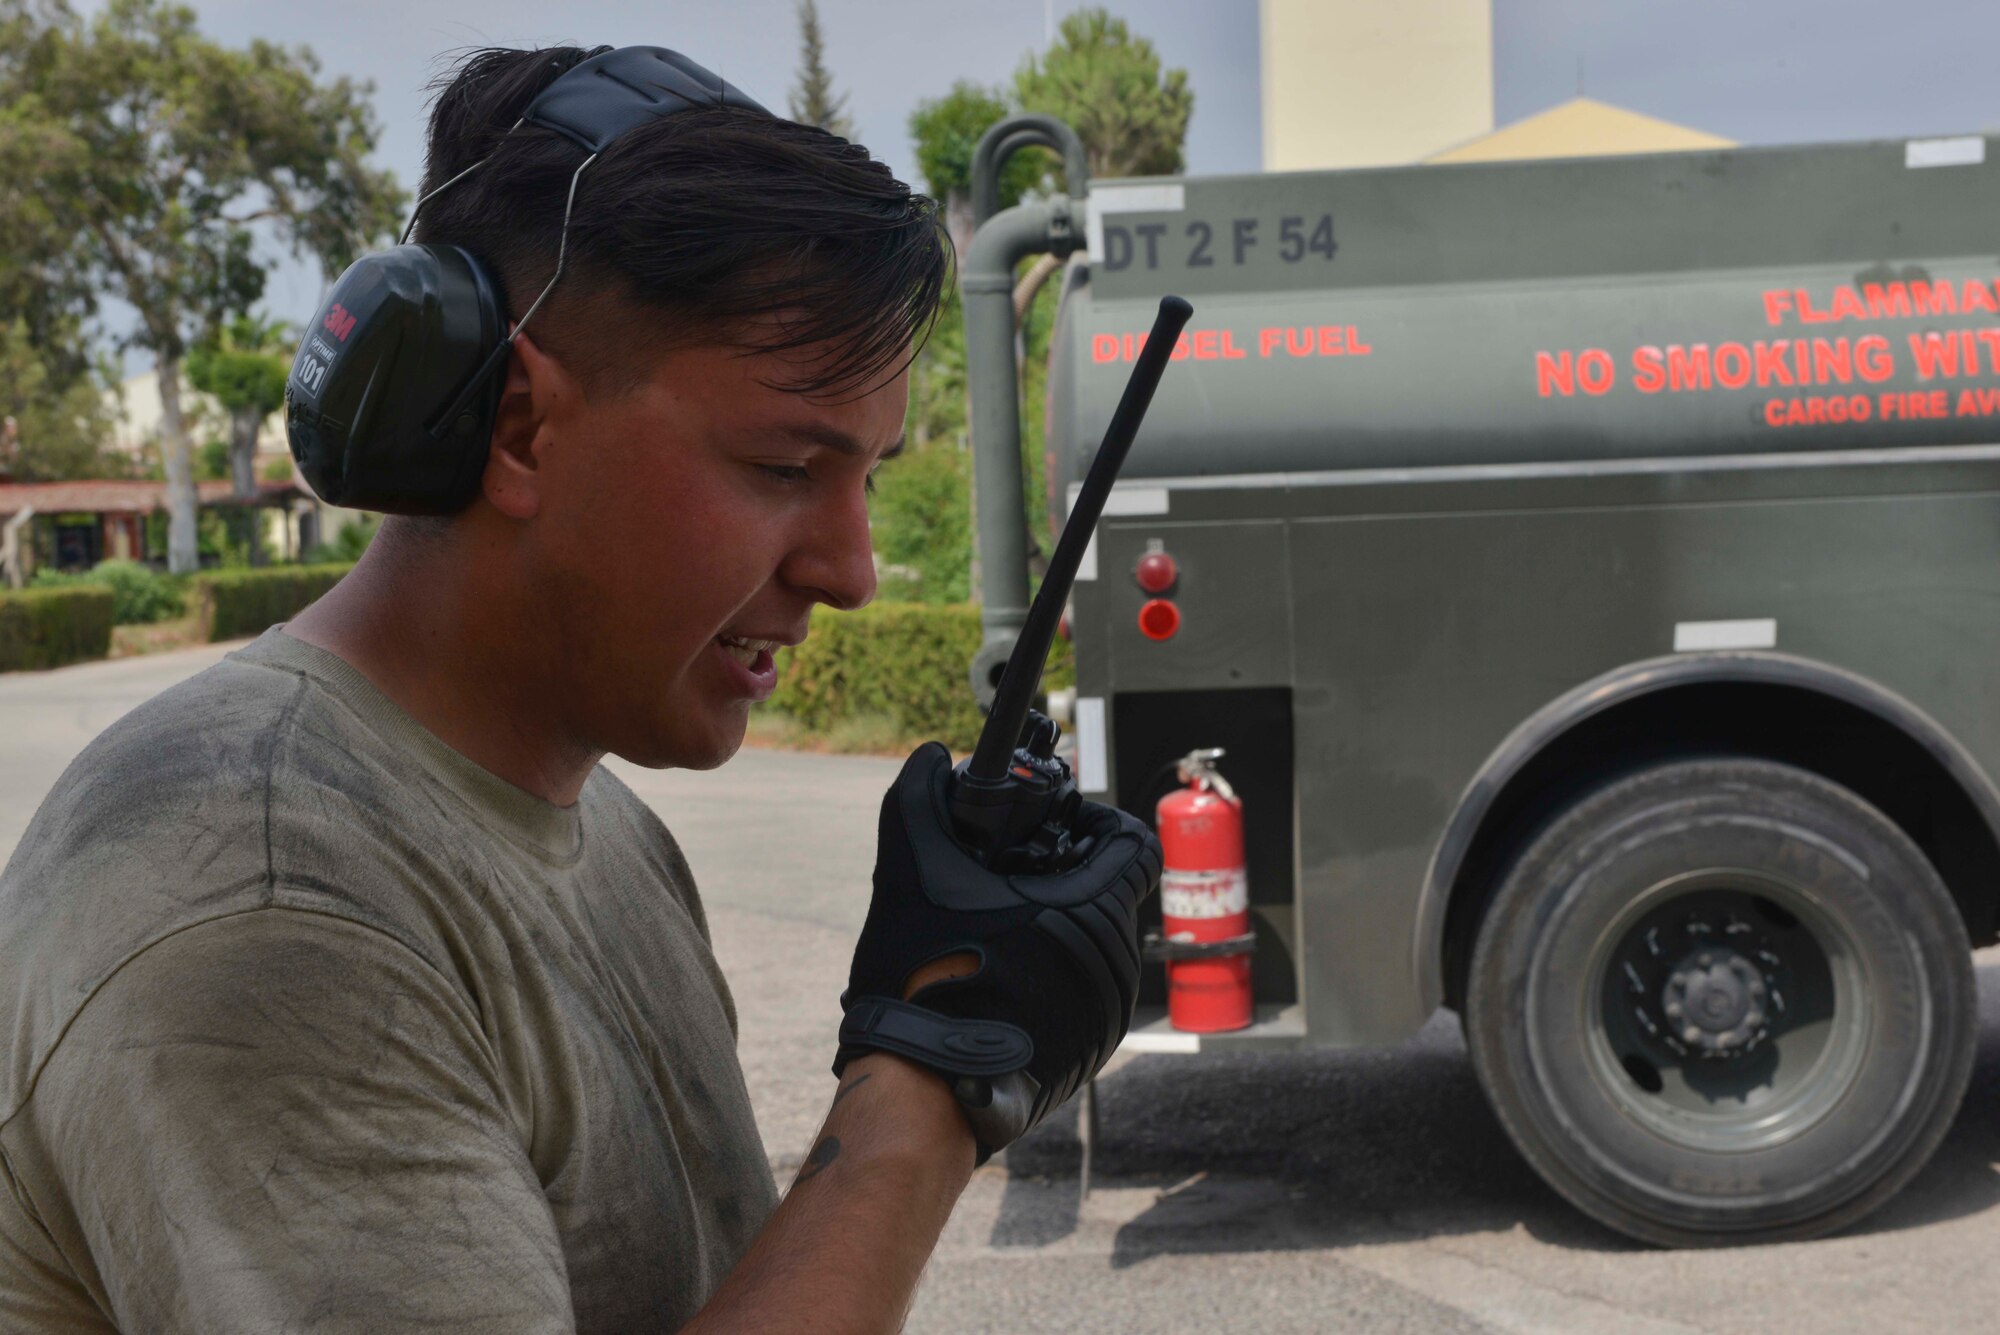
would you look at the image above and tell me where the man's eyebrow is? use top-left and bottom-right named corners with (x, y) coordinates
top-left (784, 424), bottom-right (906, 460)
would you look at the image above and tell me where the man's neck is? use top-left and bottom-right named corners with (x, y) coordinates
top-left (285, 531), bottom-right (601, 806)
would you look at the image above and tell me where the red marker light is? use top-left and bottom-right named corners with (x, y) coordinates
top-left (1138, 598), bottom-right (1181, 640)
top-left (1134, 550), bottom-right (1178, 594)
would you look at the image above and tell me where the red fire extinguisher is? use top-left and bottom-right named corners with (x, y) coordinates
top-left (1155, 748), bottom-right (1255, 1033)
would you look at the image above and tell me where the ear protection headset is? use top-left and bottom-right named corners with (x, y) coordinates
top-left (283, 47), bottom-right (768, 515)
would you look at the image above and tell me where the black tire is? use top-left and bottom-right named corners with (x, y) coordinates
top-left (1465, 757), bottom-right (1976, 1247)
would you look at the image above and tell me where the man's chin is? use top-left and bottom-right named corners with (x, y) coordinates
top-left (612, 709), bottom-right (750, 772)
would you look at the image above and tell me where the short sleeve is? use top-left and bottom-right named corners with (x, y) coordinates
top-left (2, 908), bottom-right (576, 1333)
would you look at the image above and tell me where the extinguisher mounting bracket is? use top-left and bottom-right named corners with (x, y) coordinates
top-left (1143, 930), bottom-right (1258, 963)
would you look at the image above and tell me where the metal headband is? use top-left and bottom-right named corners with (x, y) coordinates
top-left (402, 46), bottom-right (770, 435)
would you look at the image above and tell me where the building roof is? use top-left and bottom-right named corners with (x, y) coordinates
top-left (0, 478), bottom-right (301, 518)
top-left (1425, 96), bottom-right (1734, 164)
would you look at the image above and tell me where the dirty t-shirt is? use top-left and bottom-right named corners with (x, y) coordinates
top-left (0, 629), bottom-right (778, 1332)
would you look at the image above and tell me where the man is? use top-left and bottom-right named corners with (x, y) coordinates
top-left (0, 43), bottom-right (1155, 1333)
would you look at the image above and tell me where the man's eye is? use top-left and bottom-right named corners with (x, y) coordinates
top-left (759, 464), bottom-right (811, 485)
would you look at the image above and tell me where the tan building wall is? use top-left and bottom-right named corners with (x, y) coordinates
top-left (108, 368), bottom-right (287, 462)
top-left (1260, 0), bottom-right (1494, 171)
top-left (108, 369), bottom-right (368, 550)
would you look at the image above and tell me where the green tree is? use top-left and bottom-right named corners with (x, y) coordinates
top-left (896, 84), bottom-right (1048, 606)
top-left (186, 314), bottom-right (289, 500)
top-left (187, 314), bottom-right (288, 563)
top-left (0, 5), bottom-right (113, 482)
top-left (0, 318), bottom-right (116, 480)
top-left (869, 432), bottom-right (971, 604)
top-left (1013, 8), bottom-right (1192, 179)
top-left (908, 80), bottom-right (1044, 259)
top-left (787, 0), bottom-right (854, 140)
top-left (880, 12), bottom-right (1194, 610)
top-left (6, 0), bottom-right (401, 572)
top-left (195, 437), bottom-right (230, 481)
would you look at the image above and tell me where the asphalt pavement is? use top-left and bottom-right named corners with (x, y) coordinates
top-left (7, 642), bottom-right (2000, 1333)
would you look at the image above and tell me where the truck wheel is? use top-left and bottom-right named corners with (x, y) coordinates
top-left (1465, 757), bottom-right (1975, 1247)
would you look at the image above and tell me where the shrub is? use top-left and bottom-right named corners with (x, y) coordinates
top-left (769, 602), bottom-right (1074, 752)
top-left (32, 559), bottom-right (185, 624)
top-left (303, 514), bottom-right (378, 566)
top-left (196, 438), bottom-right (231, 480)
top-left (193, 564), bottom-right (352, 642)
top-left (868, 442), bottom-right (972, 603)
top-left (0, 586), bottom-right (114, 671)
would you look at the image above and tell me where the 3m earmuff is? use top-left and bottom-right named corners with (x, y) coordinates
top-left (283, 46), bottom-right (768, 515)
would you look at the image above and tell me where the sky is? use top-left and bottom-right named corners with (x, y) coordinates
top-left (84, 0), bottom-right (2000, 354)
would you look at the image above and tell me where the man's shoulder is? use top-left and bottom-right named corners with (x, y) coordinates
top-left (0, 644), bottom-right (467, 1108)
top-left (9, 650), bottom-right (305, 884)
top-left (3, 643), bottom-right (392, 890)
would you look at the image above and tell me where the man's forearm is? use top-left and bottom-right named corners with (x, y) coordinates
top-left (681, 1053), bottom-right (975, 1333)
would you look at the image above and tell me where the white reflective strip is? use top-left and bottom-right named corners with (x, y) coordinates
top-left (1907, 136), bottom-right (1985, 169)
top-left (1125, 441), bottom-right (2000, 495)
top-left (1066, 483), bottom-right (1167, 583)
top-left (1119, 1030), bottom-right (1201, 1054)
top-left (1104, 486), bottom-right (1170, 516)
top-left (1075, 696), bottom-right (1108, 793)
top-left (1674, 618), bottom-right (1777, 652)
top-left (1066, 482), bottom-right (1172, 517)
top-left (1084, 183), bottom-right (1187, 262)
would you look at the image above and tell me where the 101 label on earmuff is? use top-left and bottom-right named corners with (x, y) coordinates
top-left (294, 346), bottom-right (331, 397)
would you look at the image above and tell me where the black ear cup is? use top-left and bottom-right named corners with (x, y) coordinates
top-left (284, 46), bottom-right (766, 517)
top-left (285, 244), bottom-right (505, 515)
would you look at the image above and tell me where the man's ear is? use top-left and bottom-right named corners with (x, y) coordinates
top-left (481, 330), bottom-right (575, 520)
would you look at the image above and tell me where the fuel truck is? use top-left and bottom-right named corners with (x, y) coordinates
top-left (960, 117), bottom-right (2000, 1247)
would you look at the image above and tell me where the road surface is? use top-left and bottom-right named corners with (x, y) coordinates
top-left (6, 642), bottom-right (1999, 1333)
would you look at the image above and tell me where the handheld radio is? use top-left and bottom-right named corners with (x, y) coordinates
top-left (946, 294), bottom-right (1194, 870)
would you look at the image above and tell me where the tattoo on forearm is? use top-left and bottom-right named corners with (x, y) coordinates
top-left (797, 1136), bottom-right (842, 1183)
top-left (829, 1072), bottom-right (874, 1112)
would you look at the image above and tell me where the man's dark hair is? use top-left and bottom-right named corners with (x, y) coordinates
top-left (414, 45), bottom-right (948, 398)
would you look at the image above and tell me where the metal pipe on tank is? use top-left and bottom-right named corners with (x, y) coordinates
top-left (970, 115), bottom-right (1088, 225)
top-left (964, 197), bottom-right (1080, 704)
top-left (962, 116), bottom-right (1089, 707)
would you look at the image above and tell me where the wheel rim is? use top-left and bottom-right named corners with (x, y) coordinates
top-left (1582, 870), bottom-right (1871, 1154)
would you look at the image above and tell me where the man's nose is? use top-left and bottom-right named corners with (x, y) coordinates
top-left (791, 489), bottom-right (876, 611)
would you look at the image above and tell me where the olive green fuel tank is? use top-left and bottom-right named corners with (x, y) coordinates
top-left (1045, 134), bottom-right (2000, 507)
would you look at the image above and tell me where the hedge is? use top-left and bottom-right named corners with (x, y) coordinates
top-left (194, 563), bottom-right (353, 642)
top-left (31, 559), bottom-right (185, 624)
top-left (769, 602), bottom-right (1075, 752)
top-left (0, 586), bottom-right (115, 672)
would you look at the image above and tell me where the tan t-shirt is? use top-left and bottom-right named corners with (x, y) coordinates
top-left (0, 629), bottom-right (777, 1332)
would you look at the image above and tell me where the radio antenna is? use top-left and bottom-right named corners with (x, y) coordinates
top-left (967, 294), bottom-right (1194, 782)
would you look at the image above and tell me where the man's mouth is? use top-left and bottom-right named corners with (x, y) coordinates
top-left (716, 634), bottom-right (784, 668)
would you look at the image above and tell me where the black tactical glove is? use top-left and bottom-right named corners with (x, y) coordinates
top-left (835, 742), bottom-right (1161, 1161)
